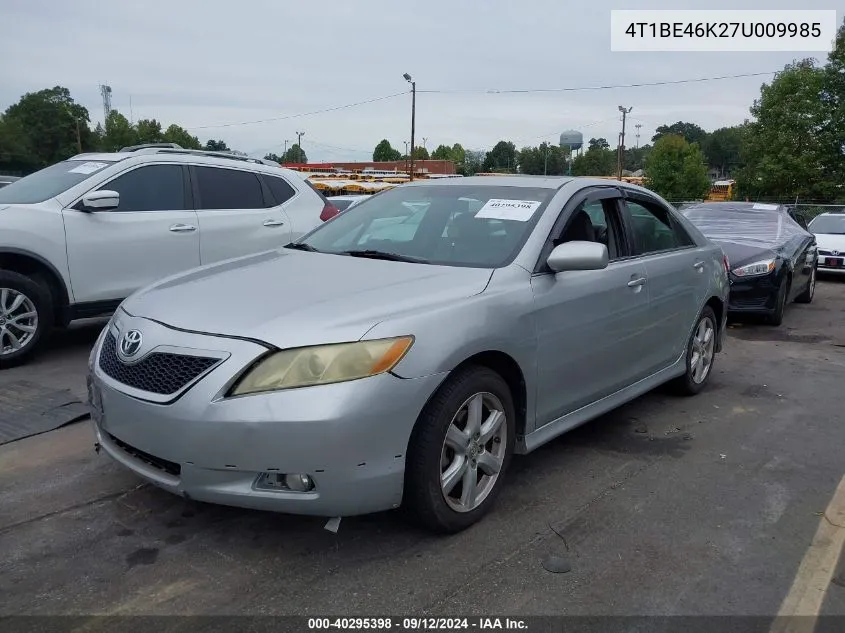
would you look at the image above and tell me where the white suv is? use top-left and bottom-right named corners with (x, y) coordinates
top-left (0, 146), bottom-right (338, 367)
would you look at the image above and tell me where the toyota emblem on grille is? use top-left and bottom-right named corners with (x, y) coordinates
top-left (120, 330), bottom-right (143, 357)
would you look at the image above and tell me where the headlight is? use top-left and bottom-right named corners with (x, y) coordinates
top-left (229, 336), bottom-right (414, 396)
top-left (731, 259), bottom-right (775, 277)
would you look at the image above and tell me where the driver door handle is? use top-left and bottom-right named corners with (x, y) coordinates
top-left (169, 224), bottom-right (196, 232)
top-left (263, 219), bottom-right (285, 227)
top-left (627, 277), bottom-right (647, 288)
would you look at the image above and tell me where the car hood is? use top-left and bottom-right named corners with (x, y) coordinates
top-left (121, 249), bottom-right (493, 349)
top-left (815, 233), bottom-right (845, 252)
top-left (714, 240), bottom-right (778, 270)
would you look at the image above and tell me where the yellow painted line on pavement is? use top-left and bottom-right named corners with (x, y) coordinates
top-left (771, 475), bottom-right (845, 633)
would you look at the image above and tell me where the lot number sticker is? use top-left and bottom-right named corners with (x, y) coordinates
top-left (475, 199), bottom-right (541, 221)
top-left (752, 203), bottom-right (779, 211)
top-left (68, 162), bottom-right (109, 175)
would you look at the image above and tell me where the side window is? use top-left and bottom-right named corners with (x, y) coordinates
top-left (99, 165), bottom-right (185, 212)
top-left (194, 166), bottom-right (265, 210)
top-left (554, 197), bottom-right (623, 261)
top-left (626, 199), bottom-right (692, 255)
top-left (264, 175), bottom-right (296, 205)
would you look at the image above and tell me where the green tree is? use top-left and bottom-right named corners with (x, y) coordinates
top-left (821, 19), bottom-right (845, 197)
top-left (163, 124), bottom-right (201, 149)
top-left (430, 144), bottom-right (452, 160)
top-left (411, 146), bottom-right (429, 160)
top-left (373, 139), bottom-right (402, 161)
top-left (644, 135), bottom-right (710, 200)
top-left (588, 137), bottom-right (610, 151)
top-left (282, 144), bottom-right (307, 163)
top-left (736, 60), bottom-right (834, 201)
top-left (2, 86), bottom-right (94, 168)
top-left (101, 110), bottom-right (138, 152)
top-left (264, 153), bottom-right (283, 163)
top-left (135, 119), bottom-right (164, 144)
top-left (483, 140), bottom-right (517, 172)
top-left (0, 115), bottom-right (36, 173)
top-left (652, 121), bottom-right (708, 147)
top-left (702, 126), bottom-right (744, 178)
top-left (462, 149), bottom-right (486, 176)
top-left (518, 143), bottom-right (565, 175)
top-left (572, 147), bottom-right (616, 176)
top-left (205, 139), bottom-right (229, 151)
top-left (623, 145), bottom-right (651, 172)
top-left (450, 143), bottom-right (466, 166)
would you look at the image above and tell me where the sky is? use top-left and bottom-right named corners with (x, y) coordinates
top-left (0, 0), bottom-right (839, 162)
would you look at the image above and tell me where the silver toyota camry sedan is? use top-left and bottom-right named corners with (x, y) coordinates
top-left (88, 176), bottom-right (729, 533)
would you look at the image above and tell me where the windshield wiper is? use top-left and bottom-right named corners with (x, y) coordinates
top-left (341, 249), bottom-right (429, 264)
top-left (285, 242), bottom-right (320, 252)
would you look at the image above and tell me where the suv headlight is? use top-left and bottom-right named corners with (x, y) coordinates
top-left (731, 259), bottom-right (775, 277)
top-left (229, 336), bottom-right (414, 396)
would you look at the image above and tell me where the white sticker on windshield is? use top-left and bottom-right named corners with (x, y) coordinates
top-left (475, 199), bottom-right (541, 222)
top-left (752, 203), bottom-right (779, 211)
top-left (68, 162), bottom-right (108, 175)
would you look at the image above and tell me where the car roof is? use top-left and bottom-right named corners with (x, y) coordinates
top-left (403, 175), bottom-right (575, 189)
top-left (684, 201), bottom-right (787, 213)
top-left (67, 150), bottom-right (301, 179)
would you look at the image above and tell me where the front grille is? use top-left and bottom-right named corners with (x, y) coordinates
top-left (109, 433), bottom-right (181, 476)
top-left (99, 331), bottom-right (218, 395)
top-left (730, 296), bottom-right (770, 309)
top-left (818, 249), bottom-right (832, 256)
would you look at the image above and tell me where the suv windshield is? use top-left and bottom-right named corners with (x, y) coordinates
top-left (809, 215), bottom-right (845, 235)
top-left (294, 185), bottom-right (554, 268)
top-left (0, 160), bottom-right (114, 204)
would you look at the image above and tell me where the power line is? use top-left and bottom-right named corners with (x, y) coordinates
top-left (187, 91), bottom-right (409, 130)
top-left (418, 71), bottom-right (777, 94)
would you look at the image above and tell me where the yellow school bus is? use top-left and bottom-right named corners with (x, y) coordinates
top-left (707, 180), bottom-right (735, 201)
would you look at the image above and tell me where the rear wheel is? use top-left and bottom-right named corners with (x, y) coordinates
top-left (0, 271), bottom-right (54, 368)
top-left (795, 267), bottom-right (816, 304)
top-left (404, 366), bottom-right (515, 533)
top-left (671, 306), bottom-right (717, 396)
top-left (768, 277), bottom-right (791, 326)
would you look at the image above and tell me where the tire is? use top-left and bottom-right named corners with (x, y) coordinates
top-left (767, 277), bottom-right (791, 326)
top-left (671, 306), bottom-right (717, 396)
top-left (0, 270), bottom-right (54, 369)
top-left (795, 266), bottom-right (816, 304)
top-left (404, 366), bottom-right (515, 533)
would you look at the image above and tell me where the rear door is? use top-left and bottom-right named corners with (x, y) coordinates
top-left (530, 189), bottom-right (653, 427)
top-left (62, 163), bottom-right (200, 303)
top-left (191, 165), bottom-right (292, 264)
top-left (620, 194), bottom-right (709, 373)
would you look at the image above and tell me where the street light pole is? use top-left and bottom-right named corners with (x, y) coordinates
top-left (616, 106), bottom-right (632, 180)
top-left (283, 139), bottom-right (289, 159)
top-left (296, 131), bottom-right (305, 164)
top-left (404, 73), bottom-right (416, 181)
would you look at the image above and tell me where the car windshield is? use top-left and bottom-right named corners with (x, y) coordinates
top-left (295, 185), bottom-right (554, 268)
top-left (682, 206), bottom-right (807, 248)
top-left (0, 160), bottom-right (115, 204)
top-left (809, 215), bottom-right (845, 235)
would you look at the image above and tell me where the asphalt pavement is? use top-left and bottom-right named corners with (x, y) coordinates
top-left (1, 279), bottom-right (844, 619)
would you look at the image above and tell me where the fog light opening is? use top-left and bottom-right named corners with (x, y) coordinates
top-left (255, 472), bottom-right (315, 492)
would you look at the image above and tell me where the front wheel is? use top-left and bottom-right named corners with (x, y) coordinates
top-left (404, 366), bottom-right (515, 533)
top-left (767, 277), bottom-right (790, 326)
top-left (795, 267), bottom-right (815, 304)
top-left (0, 271), bottom-right (54, 369)
top-left (671, 306), bottom-right (717, 396)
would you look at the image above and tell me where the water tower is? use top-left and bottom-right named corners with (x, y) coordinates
top-left (559, 130), bottom-right (583, 176)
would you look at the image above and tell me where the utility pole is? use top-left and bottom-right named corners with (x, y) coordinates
top-left (543, 144), bottom-right (549, 176)
top-left (75, 119), bottom-right (82, 153)
top-left (422, 137), bottom-right (428, 151)
top-left (99, 84), bottom-right (112, 123)
top-left (296, 131), bottom-right (305, 163)
top-left (404, 141), bottom-right (409, 173)
top-left (283, 139), bottom-right (289, 160)
top-left (634, 123), bottom-right (642, 149)
top-left (617, 106), bottom-right (632, 180)
top-left (403, 73), bottom-right (416, 181)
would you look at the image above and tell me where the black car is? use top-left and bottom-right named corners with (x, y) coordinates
top-left (682, 202), bottom-right (817, 325)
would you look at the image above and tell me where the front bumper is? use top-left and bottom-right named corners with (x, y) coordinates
top-left (727, 273), bottom-right (779, 314)
top-left (817, 255), bottom-right (845, 274)
top-left (89, 315), bottom-right (447, 517)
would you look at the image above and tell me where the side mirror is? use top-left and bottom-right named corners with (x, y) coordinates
top-left (547, 241), bottom-right (609, 273)
top-left (81, 190), bottom-right (119, 210)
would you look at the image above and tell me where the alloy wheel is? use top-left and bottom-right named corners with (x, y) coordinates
top-left (690, 317), bottom-right (715, 384)
top-left (0, 288), bottom-right (39, 356)
top-left (439, 392), bottom-right (508, 513)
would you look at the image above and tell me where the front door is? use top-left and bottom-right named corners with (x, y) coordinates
top-left (63, 164), bottom-right (200, 303)
top-left (531, 194), bottom-right (652, 428)
top-left (191, 165), bottom-right (292, 265)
